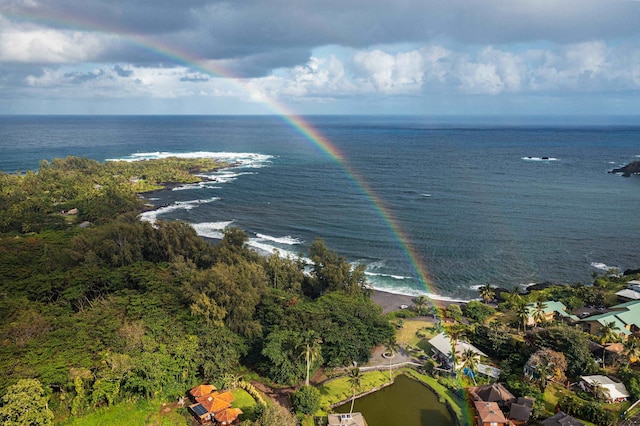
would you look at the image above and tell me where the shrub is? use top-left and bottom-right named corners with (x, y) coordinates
top-left (238, 380), bottom-right (266, 406)
top-left (558, 393), bottom-right (617, 426)
top-left (290, 385), bottom-right (320, 415)
top-left (462, 300), bottom-right (495, 323)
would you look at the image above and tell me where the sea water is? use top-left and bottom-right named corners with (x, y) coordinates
top-left (1, 115), bottom-right (639, 300)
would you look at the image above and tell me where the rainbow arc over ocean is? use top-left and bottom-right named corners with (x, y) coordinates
top-left (4, 8), bottom-right (438, 300)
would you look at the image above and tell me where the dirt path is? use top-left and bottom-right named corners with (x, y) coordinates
top-left (251, 381), bottom-right (294, 410)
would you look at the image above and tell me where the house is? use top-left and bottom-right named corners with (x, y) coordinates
top-left (476, 363), bottom-right (501, 381)
top-left (616, 281), bottom-right (640, 302)
top-left (468, 383), bottom-right (516, 411)
top-left (540, 411), bottom-right (585, 426)
top-left (580, 300), bottom-right (640, 338)
top-left (508, 397), bottom-right (534, 425)
top-left (187, 385), bottom-right (240, 425)
top-left (580, 375), bottom-right (630, 403)
top-left (473, 401), bottom-right (509, 426)
top-left (196, 392), bottom-right (232, 414)
top-left (526, 301), bottom-right (579, 326)
top-left (190, 384), bottom-right (217, 398)
top-left (327, 412), bottom-right (368, 426)
top-left (189, 403), bottom-right (212, 424)
top-left (214, 407), bottom-right (243, 425)
top-left (428, 332), bottom-right (487, 368)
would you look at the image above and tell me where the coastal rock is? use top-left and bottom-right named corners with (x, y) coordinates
top-left (523, 281), bottom-right (556, 293)
top-left (624, 268), bottom-right (640, 276)
top-left (493, 287), bottom-right (510, 302)
top-left (610, 160), bottom-right (640, 177)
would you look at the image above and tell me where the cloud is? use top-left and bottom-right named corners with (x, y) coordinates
top-left (3, 0), bottom-right (640, 76)
top-left (2, 0), bottom-right (640, 113)
top-left (16, 40), bottom-right (640, 105)
top-left (0, 21), bottom-right (110, 63)
top-left (23, 64), bottom-right (238, 99)
top-left (247, 41), bottom-right (640, 100)
top-left (352, 49), bottom-right (425, 94)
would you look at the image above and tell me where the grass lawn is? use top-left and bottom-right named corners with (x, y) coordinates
top-left (395, 318), bottom-right (435, 347)
top-left (231, 388), bottom-right (258, 421)
top-left (231, 388), bottom-right (256, 411)
top-left (61, 389), bottom-right (258, 426)
top-left (316, 370), bottom-right (390, 411)
top-left (60, 399), bottom-right (188, 426)
top-left (542, 383), bottom-right (566, 414)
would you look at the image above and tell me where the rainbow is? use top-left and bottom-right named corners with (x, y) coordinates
top-left (3, 8), bottom-right (437, 299)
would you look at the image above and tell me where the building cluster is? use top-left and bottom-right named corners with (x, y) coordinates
top-left (187, 384), bottom-right (243, 425)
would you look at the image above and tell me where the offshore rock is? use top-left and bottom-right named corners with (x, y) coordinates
top-left (610, 160), bottom-right (640, 177)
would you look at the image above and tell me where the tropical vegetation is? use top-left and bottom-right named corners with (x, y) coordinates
top-left (0, 157), bottom-right (393, 424)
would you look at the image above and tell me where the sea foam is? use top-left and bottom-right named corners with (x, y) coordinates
top-left (591, 262), bottom-right (619, 272)
top-left (521, 156), bottom-right (558, 161)
top-left (106, 151), bottom-right (273, 166)
top-left (139, 197), bottom-right (219, 223)
top-left (192, 221), bottom-right (234, 239)
top-left (256, 233), bottom-right (303, 245)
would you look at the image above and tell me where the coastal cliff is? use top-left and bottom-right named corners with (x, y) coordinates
top-left (610, 160), bottom-right (640, 177)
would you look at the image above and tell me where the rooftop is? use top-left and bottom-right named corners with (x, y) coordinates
top-left (327, 412), bottom-right (367, 426)
top-left (474, 401), bottom-right (508, 424)
top-left (428, 332), bottom-right (487, 359)
top-left (581, 375), bottom-right (630, 400)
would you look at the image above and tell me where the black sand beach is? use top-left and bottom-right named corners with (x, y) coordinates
top-left (371, 289), bottom-right (460, 314)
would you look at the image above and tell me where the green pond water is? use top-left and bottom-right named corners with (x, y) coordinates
top-left (334, 374), bottom-right (454, 426)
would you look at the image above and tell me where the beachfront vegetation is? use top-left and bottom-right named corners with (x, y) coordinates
top-left (0, 156), bottom-right (393, 424)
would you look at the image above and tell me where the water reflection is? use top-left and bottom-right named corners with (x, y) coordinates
top-left (334, 374), bottom-right (453, 426)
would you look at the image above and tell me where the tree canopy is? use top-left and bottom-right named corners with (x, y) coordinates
top-left (0, 157), bottom-right (392, 421)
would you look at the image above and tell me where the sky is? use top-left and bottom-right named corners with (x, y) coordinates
top-left (1, 0), bottom-right (640, 115)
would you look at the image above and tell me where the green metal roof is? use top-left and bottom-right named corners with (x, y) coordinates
top-left (525, 301), bottom-right (578, 320)
top-left (611, 300), bottom-right (640, 310)
top-left (581, 299), bottom-right (640, 333)
top-left (581, 311), bottom-right (633, 335)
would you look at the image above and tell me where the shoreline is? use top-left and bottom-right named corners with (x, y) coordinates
top-left (133, 160), bottom-right (477, 308)
top-left (371, 289), bottom-right (464, 314)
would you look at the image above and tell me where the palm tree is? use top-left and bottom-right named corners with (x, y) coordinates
top-left (532, 301), bottom-right (548, 328)
top-left (460, 349), bottom-right (480, 385)
top-left (414, 295), bottom-right (430, 316)
top-left (347, 367), bottom-right (362, 414)
top-left (624, 336), bottom-right (640, 365)
top-left (383, 337), bottom-right (399, 382)
top-left (598, 321), bottom-right (621, 368)
top-left (300, 330), bottom-right (322, 386)
top-left (488, 320), bottom-right (501, 352)
top-left (507, 286), bottom-right (522, 309)
top-left (478, 284), bottom-right (495, 304)
top-left (591, 379), bottom-right (610, 401)
top-left (535, 359), bottom-right (551, 390)
top-left (514, 301), bottom-right (529, 333)
top-left (444, 324), bottom-right (465, 370)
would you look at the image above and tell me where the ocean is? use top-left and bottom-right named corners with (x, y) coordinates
top-left (1, 115), bottom-right (639, 301)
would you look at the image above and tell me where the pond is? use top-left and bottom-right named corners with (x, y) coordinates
top-left (333, 374), bottom-right (454, 426)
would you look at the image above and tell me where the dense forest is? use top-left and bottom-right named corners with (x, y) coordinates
top-left (0, 157), bottom-right (393, 423)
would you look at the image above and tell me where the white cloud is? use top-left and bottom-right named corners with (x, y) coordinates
top-left (24, 64), bottom-right (241, 99)
top-left (352, 49), bottom-right (424, 94)
top-left (14, 40), bottom-right (640, 109)
top-left (0, 19), bottom-right (110, 63)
